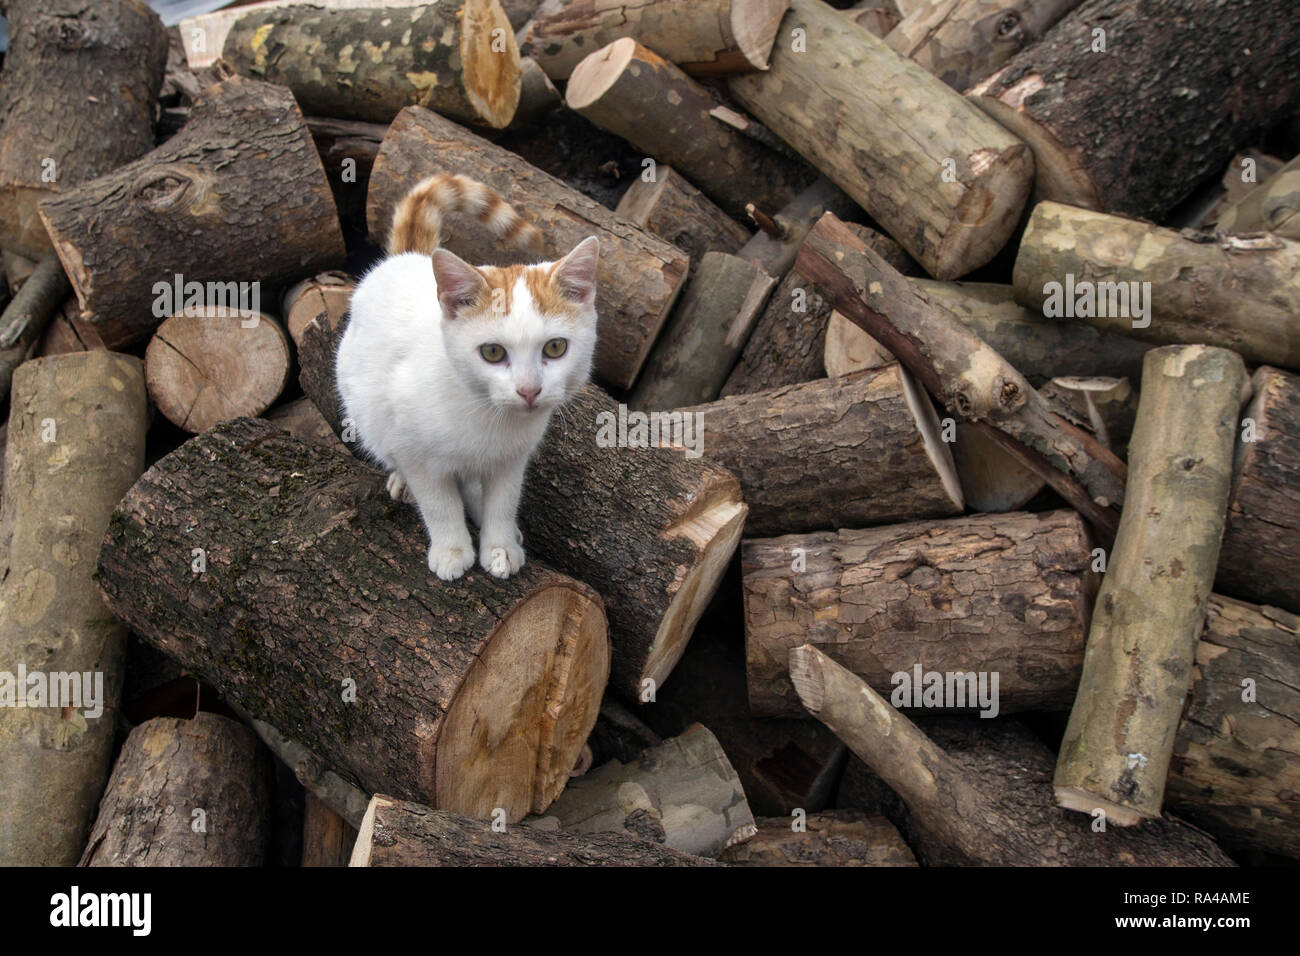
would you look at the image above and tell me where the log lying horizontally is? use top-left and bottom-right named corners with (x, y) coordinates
top-left (97, 418), bottom-right (610, 824)
top-left (614, 168), bottom-right (752, 273)
top-left (1055, 346), bottom-right (1245, 826)
top-left (79, 714), bottom-right (272, 867)
top-left (720, 810), bottom-right (917, 866)
top-left (282, 271), bottom-right (355, 347)
top-left (743, 510), bottom-right (1095, 718)
top-left (1215, 153), bottom-right (1300, 240)
top-left (730, 0), bottom-right (1033, 279)
top-left (366, 105), bottom-right (688, 390)
top-left (350, 795), bottom-right (721, 866)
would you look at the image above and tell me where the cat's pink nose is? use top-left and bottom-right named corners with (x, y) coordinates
top-left (517, 385), bottom-right (541, 407)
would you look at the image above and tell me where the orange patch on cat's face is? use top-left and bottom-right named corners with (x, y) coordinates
top-left (470, 262), bottom-right (587, 323)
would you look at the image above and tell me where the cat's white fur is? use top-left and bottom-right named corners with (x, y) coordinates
top-left (336, 239), bottom-right (599, 580)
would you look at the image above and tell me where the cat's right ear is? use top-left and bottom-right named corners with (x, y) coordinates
top-left (432, 249), bottom-right (488, 320)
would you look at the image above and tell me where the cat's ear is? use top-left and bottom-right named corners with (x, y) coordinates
top-left (432, 249), bottom-right (488, 320)
top-left (551, 236), bottom-right (600, 305)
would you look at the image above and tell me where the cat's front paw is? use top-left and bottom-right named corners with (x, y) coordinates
top-left (480, 539), bottom-right (526, 579)
top-left (428, 541), bottom-right (475, 581)
top-left (387, 471), bottom-right (412, 503)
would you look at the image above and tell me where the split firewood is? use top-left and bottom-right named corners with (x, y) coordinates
top-left (789, 646), bottom-right (1234, 865)
top-left (39, 76), bottom-right (346, 349)
top-left (615, 167), bottom-right (752, 272)
top-left (799, 212), bottom-right (1126, 539)
top-left (37, 296), bottom-right (106, 358)
top-left (367, 105), bottom-right (688, 390)
top-left (522, 0), bottom-right (791, 79)
top-left (1013, 201), bottom-right (1300, 371)
top-left (1216, 153), bottom-right (1300, 241)
top-left (0, 0), bottom-right (168, 258)
top-left (628, 252), bottom-right (776, 409)
top-left (0, 352), bottom-right (148, 866)
top-left (743, 510), bottom-right (1095, 719)
top-left (720, 811), bottom-right (917, 866)
top-left (0, 251), bottom-right (69, 405)
top-left (527, 724), bottom-right (757, 857)
top-left (1039, 376), bottom-right (1136, 457)
top-left (282, 271), bottom-right (355, 347)
top-left (350, 794), bottom-right (722, 866)
top-left (262, 397), bottom-right (349, 455)
top-left (730, 0), bottom-right (1033, 279)
top-left (968, 0), bottom-right (1300, 221)
top-left (79, 714), bottom-right (273, 867)
top-left (680, 364), bottom-right (964, 536)
top-left (884, 0), bottom-right (1083, 93)
top-left (302, 794), bottom-right (359, 868)
top-left (510, 58), bottom-right (563, 127)
top-left (223, 2), bottom-right (522, 128)
top-left (145, 310), bottom-right (291, 434)
top-left (97, 418), bottom-right (611, 824)
top-left (566, 39), bottom-right (810, 221)
top-left (1055, 346), bottom-right (1246, 826)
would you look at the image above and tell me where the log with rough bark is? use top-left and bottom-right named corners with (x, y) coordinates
top-left (0, 0), bottom-right (168, 258)
top-left (566, 39), bottom-right (810, 222)
top-left (302, 794), bottom-right (359, 867)
top-left (0, 251), bottom-right (69, 404)
top-left (730, 0), bottom-right (1034, 279)
top-left (744, 509), bottom-right (1095, 719)
top-left (969, 0), bottom-right (1300, 221)
top-left (97, 418), bottom-right (610, 824)
top-left (523, 0), bottom-right (791, 78)
top-left (682, 364), bottom-right (964, 536)
top-left (283, 271), bottom-right (355, 347)
top-left (1055, 346), bottom-right (1246, 826)
top-left (0, 352), bottom-right (148, 866)
top-left (1215, 153), bottom-right (1300, 241)
top-left (367, 105), bottom-right (687, 390)
top-left (615, 167), bottom-right (752, 273)
top-left (350, 794), bottom-right (722, 866)
top-left (79, 714), bottom-right (273, 867)
top-left (720, 810), bottom-right (916, 866)
top-left (798, 212), bottom-right (1127, 540)
top-left (789, 646), bottom-right (1234, 865)
top-left (38, 76), bottom-right (345, 349)
top-left (628, 252), bottom-right (775, 408)
top-left (527, 724), bottom-right (756, 856)
top-left (885, 0), bottom-right (1083, 93)
top-left (145, 310), bottom-right (291, 434)
top-left (222, 2), bottom-right (522, 128)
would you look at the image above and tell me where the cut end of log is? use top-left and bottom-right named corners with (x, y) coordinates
top-left (565, 37), bottom-right (643, 112)
top-left (731, 0), bottom-right (791, 72)
top-left (950, 422), bottom-right (1045, 513)
top-left (460, 0), bottom-right (524, 128)
top-left (936, 143), bottom-right (1036, 280)
top-left (897, 364), bottom-right (965, 511)
top-left (1053, 785), bottom-right (1149, 828)
top-left (348, 794), bottom-right (390, 867)
top-left (786, 644), bottom-right (825, 717)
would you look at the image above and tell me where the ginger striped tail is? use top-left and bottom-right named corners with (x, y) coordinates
top-left (386, 173), bottom-right (543, 257)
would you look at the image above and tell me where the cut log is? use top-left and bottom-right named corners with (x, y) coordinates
top-left (79, 714), bottom-right (273, 867)
top-left (885, 0), bottom-right (1083, 93)
top-left (789, 645), bottom-right (1234, 865)
top-left (282, 271), bottom-right (355, 348)
top-left (96, 418), bottom-right (610, 823)
top-left (729, 0), bottom-right (1034, 279)
top-left (302, 793), bottom-right (359, 867)
top-left (0, 352), bottom-right (148, 866)
top-left (511, 57), bottom-right (563, 127)
top-left (38, 76), bottom-right (346, 349)
top-left (1055, 346), bottom-right (1246, 826)
top-left (350, 794), bottom-right (721, 866)
top-left (799, 212), bottom-right (1127, 539)
top-left (1216, 153), bottom-right (1300, 241)
top-left (566, 39), bottom-right (810, 222)
top-left (733, 176), bottom-right (861, 280)
top-left (145, 310), bottom-right (291, 434)
top-left (614, 167), bottom-right (752, 273)
top-left (720, 810), bottom-right (917, 866)
top-left (0, 0), bottom-right (168, 258)
top-left (222, 2), bottom-right (521, 128)
top-left (522, 0), bottom-right (790, 78)
top-left (0, 251), bottom-right (70, 405)
top-left (682, 363), bottom-right (963, 536)
top-left (948, 422), bottom-right (1044, 512)
top-left (526, 724), bottom-right (756, 856)
top-left (628, 252), bottom-right (776, 408)
top-left (743, 509), bottom-right (1095, 718)
top-left (367, 105), bottom-right (688, 391)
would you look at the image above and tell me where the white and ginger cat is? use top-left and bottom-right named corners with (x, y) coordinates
top-left (335, 173), bottom-right (599, 581)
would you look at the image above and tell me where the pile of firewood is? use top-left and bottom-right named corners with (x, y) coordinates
top-left (0, 0), bottom-right (1297, 868)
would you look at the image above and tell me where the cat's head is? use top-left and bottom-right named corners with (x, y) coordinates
top-left (432, 236), bottom-right (600, 414)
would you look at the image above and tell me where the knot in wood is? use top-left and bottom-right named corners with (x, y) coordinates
top-left (45, 16), bottom-right (94, 50)
top-left (133, 166), bottom-right (196, 211)
top-left (999, 379), bottom-right (1020, 407)
top-left (995, 11), bottom-right (1023, 40)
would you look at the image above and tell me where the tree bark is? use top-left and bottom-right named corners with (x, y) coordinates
top-left (1055, 346), bottom-right (1245, 826)
top-left (79, 714), bottom-right (273, 867)
top-left (0, 0), bottom-right (168, 258)
top-left (39, 76), bottom-right (345, 349)
top-left (282, 271), bottom-right (354, 348)
top-left (729, 0), bottom-right (1034, 279)
top-left (614, 167), bottom-right (752, 275)
top-left (720, 810), bottom-right (916, 866)
top-left (1012, 201), bottom-right (1300, 371)
top-left (744, 510), bottom-right (1095, 718)
top-left (97, 417), bottom-right (610, 824)
top-left (223, 1), bottom-right (522, 128)
top-left (367, 105), bottom-right (688, 391)
top-left (0, 351), bottom-right (149, 866)
top-left (1215, 153), bottom-right (1300, 241)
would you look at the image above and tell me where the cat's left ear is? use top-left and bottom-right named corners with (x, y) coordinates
top-left (552, 236), bottom-right (600, 305)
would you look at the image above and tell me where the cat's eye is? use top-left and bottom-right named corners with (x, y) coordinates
top-left (542, 338), bottom-right (568, 359)
top-left (480, 343), bottom-right (507, 363)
